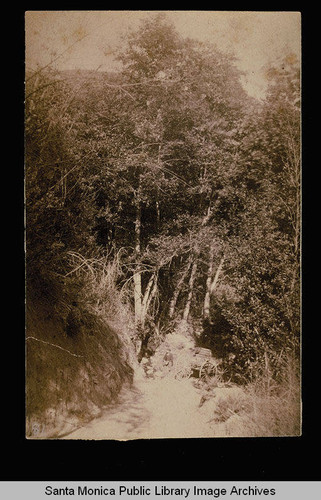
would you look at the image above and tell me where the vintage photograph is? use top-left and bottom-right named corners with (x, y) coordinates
top-left (25, 11), bottom-right (301, 439)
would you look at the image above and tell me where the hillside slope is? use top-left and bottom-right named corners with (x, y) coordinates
top-left (26, 296), bottom-right (134, 439)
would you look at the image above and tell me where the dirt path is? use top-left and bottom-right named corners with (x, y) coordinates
top-left (62, 370), bottom-right (221, 440)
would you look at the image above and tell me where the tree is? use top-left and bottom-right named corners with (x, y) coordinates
top-left (202, 55), bottom-right (301, 379)
top-left (115, 16), bottom-right (250, 332)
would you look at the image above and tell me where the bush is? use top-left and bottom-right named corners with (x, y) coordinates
top-left (199, 353), bottom-right (301, 437)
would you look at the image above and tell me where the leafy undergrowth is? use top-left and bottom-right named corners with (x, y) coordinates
top-left (26, 296), bottom-right (135, 439)
top-left (199, 357), bottom-right (301, 437)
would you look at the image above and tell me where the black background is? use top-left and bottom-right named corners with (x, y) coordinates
top-left (4, 4), bottom-right (318, 482)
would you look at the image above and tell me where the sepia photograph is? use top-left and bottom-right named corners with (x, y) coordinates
top-left (25, 10), bottom-right (301, 440)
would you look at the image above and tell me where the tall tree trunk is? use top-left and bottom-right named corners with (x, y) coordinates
top-left (179, 207), bottom-right (214, 324)
top-left (210, 254), bottom-right (225, 294)
top-left (133, 198), bottom-right (142, 326)
top-left (182, 257), bottom-right (198, 322)
top-left (203, 252), bottom-right (225, 321)
top-left (137, 273), bottom-right (158, 362)
top-left (141, 272), bottom-right (158, 326)
top-left (168, 257), bottom-right (192, 319)
top-left (203, 244), bottom-right (216, 320)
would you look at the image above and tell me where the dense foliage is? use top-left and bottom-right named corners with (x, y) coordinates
top-left (25, 16), bottom-right (300, 382)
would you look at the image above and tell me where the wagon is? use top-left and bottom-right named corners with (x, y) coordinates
top-left (174, 347), bottom-right (221, 380)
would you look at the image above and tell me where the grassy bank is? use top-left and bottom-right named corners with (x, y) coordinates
top-left (199, 355), bottom-right (301, 437)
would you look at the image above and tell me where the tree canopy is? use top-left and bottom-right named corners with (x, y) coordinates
top-left (25, 16), bottom-right (300, 382)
